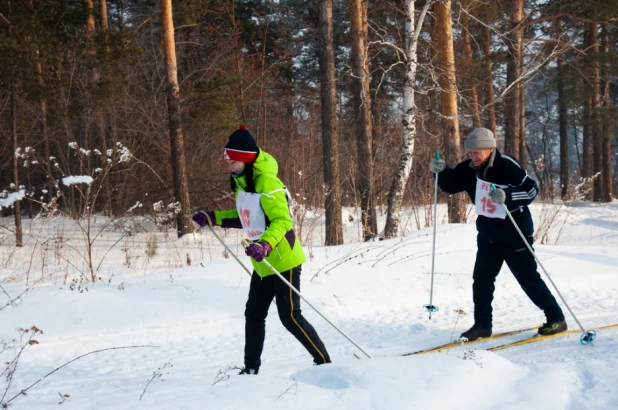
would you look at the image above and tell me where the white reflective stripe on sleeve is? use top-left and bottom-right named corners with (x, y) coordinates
top-left (262, 188), bottom-right (287, 199)
top-left (512, 187), bottom-right (537, 200)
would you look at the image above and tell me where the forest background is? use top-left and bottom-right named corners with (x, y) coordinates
top-left (1, 0), bottom-right (617, 251)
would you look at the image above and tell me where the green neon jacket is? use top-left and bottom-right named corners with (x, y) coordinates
top-left (213, 149), bottom-right (306, 277)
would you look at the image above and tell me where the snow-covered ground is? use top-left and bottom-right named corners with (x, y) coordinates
top-left (1, 201), bottom-right (617, 409)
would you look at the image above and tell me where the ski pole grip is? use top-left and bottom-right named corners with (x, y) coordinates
top-left (435, 151), bottom-right (441, 160)
top-left (491, 183), bottom-right (496, 191)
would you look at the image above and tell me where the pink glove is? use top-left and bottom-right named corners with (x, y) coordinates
top-left (245, 242), bottom-right (272, 262)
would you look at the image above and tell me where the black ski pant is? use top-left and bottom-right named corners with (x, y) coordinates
top-left (244, 265), bottom-right (331, 370)
top-left (472, 235), bottom-right (565, 328)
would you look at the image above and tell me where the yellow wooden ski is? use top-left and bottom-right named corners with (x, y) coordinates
top-left (488, 323), bottom-right (618, 352)
top-left (402, 326), bottom-right (539, 356)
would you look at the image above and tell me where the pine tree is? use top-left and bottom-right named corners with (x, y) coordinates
top-left (317, 0), bottom-right (343, 245)
top-left (160, 0), bottom-right (192, 237)
top-left (349, 0), bottom-right (377, 240)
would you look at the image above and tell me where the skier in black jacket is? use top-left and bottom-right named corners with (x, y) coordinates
top-left (430, 127), bottom-right (567, 341)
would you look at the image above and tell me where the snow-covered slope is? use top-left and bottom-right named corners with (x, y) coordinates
top-left (1, 202), bottom-right (617, 409)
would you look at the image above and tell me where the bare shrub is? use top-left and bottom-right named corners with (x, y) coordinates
top-left (139, 362), bottom-right (173, 400)
top-left (534, 201), bottom-right (571, 245)
top-left (145, 234), bottom-right (158, 260)
top-left (1, 326), bottom-right (44, 407)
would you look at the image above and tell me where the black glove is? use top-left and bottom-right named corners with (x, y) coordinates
top-left (192, 211), bottom-right (214, 228)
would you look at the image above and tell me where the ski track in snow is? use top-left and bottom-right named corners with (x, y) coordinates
top-left (1, 203), bottom-right (618, 409)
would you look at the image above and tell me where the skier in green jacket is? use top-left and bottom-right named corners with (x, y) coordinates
top-left (193, 125), bottom-right (331, 375)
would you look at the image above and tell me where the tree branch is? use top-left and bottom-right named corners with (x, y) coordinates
top-left (123, 13), bottom-right (159, 48)
top-left (521, 12), bottom-right (618, 30)
top-left (0, 12), bottom-right (10, 25)
top-left (524, 37), bottom-right (586, 55)
top-left (368, 40), bottom-right (406, 58)
top-left (175, 24), bottom-right (198, 30)
top-left (414, 1), bottom-right (434, 46)
top-left (5, 345), bottom-right (159, 406)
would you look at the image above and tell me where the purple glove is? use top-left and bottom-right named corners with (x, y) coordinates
top-left (245, 242), bottom-right (272, 262)
top-left (192, 211), bottom-right (214, 228)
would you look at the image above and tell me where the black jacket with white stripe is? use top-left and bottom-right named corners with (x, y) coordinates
top-left (437, 149), bottom-right (538, 243)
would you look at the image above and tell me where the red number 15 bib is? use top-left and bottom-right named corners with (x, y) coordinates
top-left (475, 177), bottom-right (507, 219)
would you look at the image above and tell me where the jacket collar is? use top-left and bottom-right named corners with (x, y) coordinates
top-left (469, 149), bottom-right (500, 179)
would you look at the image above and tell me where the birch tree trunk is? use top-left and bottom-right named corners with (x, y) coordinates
top-left (317, 0), bottom-right (343, 245)
top-left (384, 0), bottom-right (432, 238)
top-left (434, 0), bottom-right (464, 223)
top-left (349, 0), bottom-right (377, 241)
top-left (161, 0), bottom-right (193, 237)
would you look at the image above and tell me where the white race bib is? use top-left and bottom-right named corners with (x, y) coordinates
top-left (475, 177), bottom-right (507, 219)
top-left (236, 191), bottom-right (267, 240)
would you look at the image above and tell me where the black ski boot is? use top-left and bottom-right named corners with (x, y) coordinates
top-left (538, 320), bottom-right (567, 336)
top-left (238, 367), bottom-right (259, 375)
top-left (460, 325), bottom-right (492, 341)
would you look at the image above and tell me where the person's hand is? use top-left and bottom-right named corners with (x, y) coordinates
top-left (245, 242), bottom-right (272, 262)
top-left (430, 158), bottom-right (446, 173)
top-left (489, 188), bottom-right (506, 204)
top-left (192, 211), bottom-right (214, 228)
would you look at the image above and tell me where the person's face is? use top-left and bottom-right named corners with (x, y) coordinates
top-left (226, 159), bottom-right (245, 174)
top-left (468, 148), bottom-right (494, 167)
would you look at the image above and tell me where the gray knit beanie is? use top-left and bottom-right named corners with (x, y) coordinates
top-left (464, 128), bottom-right (496, 150)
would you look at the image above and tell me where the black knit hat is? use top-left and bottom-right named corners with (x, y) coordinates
top-left (224, 125), bottom-right (258, 163)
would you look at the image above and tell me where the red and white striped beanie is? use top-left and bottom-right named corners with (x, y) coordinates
top-left (223, 125), bottom-right (258, 163)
